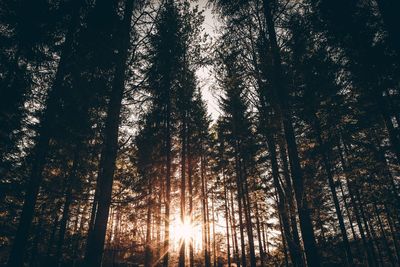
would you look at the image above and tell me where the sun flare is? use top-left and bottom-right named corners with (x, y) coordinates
top-left (176, 220), bottom-right (193, 242)
top-left (169, 217), bottom-right (203, 251)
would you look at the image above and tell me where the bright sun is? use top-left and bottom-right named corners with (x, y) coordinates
top-left (176, 220), bottom-right (193, 242)
top-left (169, 217), bottom-right (203, 251)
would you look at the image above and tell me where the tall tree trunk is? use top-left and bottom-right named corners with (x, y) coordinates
top-left (234, 140), bottom-right (247, 267)
top-left (56, 147), bottom-right (81, 266)
top-left (211, 189), bottom-right (217, 267)
top-left (86, 185), bottom-right (98, 246)
top-left (262, 1), bottom-right (320, 265)
top-left (255, 203), bottom-right (265, 267)
top-left (338, 138), bottom-right (377, 266)
top-left (162, 142), bottom-right (171, 265)
top-left (385, 204), bottom-right (400, 263)
top-left (355, 186), bottom-right (380, 266)
top-left (266, 134), bottom-right (302, 267)
top-left (311, 114), bottom-right (354, 265)
top-left (155, 181), bottom-right (162, 267)
top-left (201, 152), bottom-right (211, 267)
top-left (6, 4), bottom-right (81, 264)
top-left (145, 177), bottom-right (153, 267)
top-left (337, 172), bottom-right (358, 241)
top-left (29, 205), bottom-right (46, 267)
top-left (179, 116), bottom-right (187, 267)
top-left (277, 138), bottom-right (303, 263)
top-left (229, 186), bottom-right (241, 267)
top-left (83, 1), bottom-right (134, 265)
top-left (162, 78), bottom-right (172, 267)
top-left (372, 135), bottom-right (400, 207)
top-left (241, 160), bottom-right (256, 267)
top-left (72, 201), bottom-right (85, 264)
top-left (187, 139), bottom-right (194, 267)
top-left (373, 203), bottom-right (396, 266)
top-left (223, 171), bottom-right (232, 267)
top-left (206, 185), bottom-right (212, 266)
top-left (261, 222), bottom-right (268, 256)
top-left (278, 210), bottom-right (290, 267)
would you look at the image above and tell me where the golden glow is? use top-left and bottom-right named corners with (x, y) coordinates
top-left (169, 216), bottom-right (203, 251)
top-left (176, 220), bottom-right (193, 243)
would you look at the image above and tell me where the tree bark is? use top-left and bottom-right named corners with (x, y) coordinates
top-left (277, 139), bottom-right (303, 263)
top-left (311, 114), bottom-right (354, 265)
top-left (234, 140), bottom-right (247, 267)
top-left (179, 115), bottom-right (187, 267)
top-left (162, 70), bottom-right (172, 267)
top-left (229, 185), bottom-right (241, 267)
top-left (384, 204), bottom-right (400, 263)
top-left (262, 1), bottom-right (320, 265)
top-left (145, 177), bottom-right (153, 267)
top-left (240, 160), bottom-right (256, 267)
top-left (373, 203), bottom-right (396, 266)
top-left (211, 189), bottom-right (217, 267)
top-left (6, 3), bottom-right (82, 264)
top-left (338, 138), bottom-right (377, 266)
top-left (56, 147), bottom-right (81, 266)
top-left (83, 1), bottom-right (134, 265)
top-left (223, 170), bottom-right (232, 267)
top-left (187, 135), bottom-right (194, 267)
top-left (155, 181), bottom-right (162, 267)
top-left (266, 134), bottom-right (302, 267)
top-left (255, 203), bottom-right (265, 267)
top-left (278, 210), bottom-right (290, 267)
top-left (201, 151), bottom-right (211, 267)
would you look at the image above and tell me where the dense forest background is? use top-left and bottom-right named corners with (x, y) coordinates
top-left (1, 0), bottom-right (399, 266)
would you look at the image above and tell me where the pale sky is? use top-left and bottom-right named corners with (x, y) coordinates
top-left (196, 0), bottom-right (221, 122)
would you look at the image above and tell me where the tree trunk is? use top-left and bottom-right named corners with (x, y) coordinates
top-left (266, 134), bottom-right (302, 267)
top-left (262, 222), bottom-right (268, 256)
top-left (374, 203), bottom-right (396, 266)
top-left (187, 137), bottom-right (194, 267)
top-left (385, 204), bottom-right (400, 263)
top-left (338, 138), bottom-right (377, 266)
top-left (211, 189), bottom-right (217, 267)
top-left (229, 186), bottom-right (241, 267)
top-left (201, 152), bottom-right (211, 267)
top-left (206, 185), bottom-right (212, 266)
top-left (356, 186), bottom-right (382, 266)
top-left (56, 147), bottom-right (81, 266)
top-left (162, 72), bottom-right (173, 267)
top-left (337, 173), bottom-right (358, 241)
top-left (278, 210), bottom-right (290, 267)
top-left (311, 114), bottom-right (354, 265)
top-left (241, 160), bottom-right (256, 267)
top-left (6, 3), bottom-right (81, 264)
top-left (223, 171), bottom-right (232, 267)
top-left (255, 203), bottom-right (265, 267)
top-left (155, 181), bottom-right (162, 267)
top-left (83, 1), bottom-right (134, 265)
top-left (262, 1), bottom-right (320, 265)
top-left (277, 139), bottom-right (303, 263)
top-left (145, 177), bottom-right (153, 267)
top-left (29, 206), bottom-right (46, 267)
top-left (234, 140), bottom-right (247, 267)
top-left (179, 116), bottom-right (187, 267)
top-left (46, 202), bottom-right (62, 259)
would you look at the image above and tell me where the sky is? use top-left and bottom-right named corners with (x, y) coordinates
top-left (196, 0), bottom-right (221, 122)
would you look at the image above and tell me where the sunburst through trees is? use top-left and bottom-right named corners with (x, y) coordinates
top-left (1, 0), bottom-right (400, 266)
